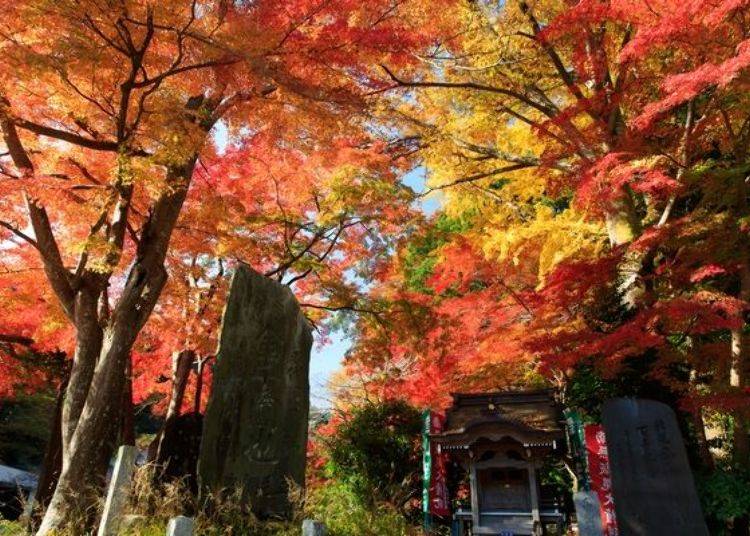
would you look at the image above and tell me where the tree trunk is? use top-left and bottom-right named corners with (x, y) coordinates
top-left (165, 350), bottom-right (195, 424)
top-left (691, 408), bottom-right (714, 471)
top-left (121, 358), bottom-right (135, 447)
top-left (605, 193), bottom-right (640, 247)
top-left (61, 286), bottom-right (103, 463)
top-left (193, 357), bottom-right (209, 414)
top-left (36, 161), bottom-right (195, 535)
top-left (731, 177), bottom-right (750, 468)
top-left (731, 318), bottom-right (750, 466)
top-left (149, 349), bottom-right (195, 464)
top-left (29, 372), bottom-right (69, 529)
top-left (606, 191), bottom-right (644, 309)
top-left (36, 327), bottom-right (136, 534)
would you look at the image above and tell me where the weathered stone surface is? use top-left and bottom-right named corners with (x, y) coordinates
top-left (97, 445), bottom-right (137, 536)
top-left (573, 491), bottom-right (604, 536)
top-left (157, 412), bottom-right (203, 492)
top-left (302, 519), bottom-right (327, 536)
top-left (166, 515), bottom-right (194, 536)
top-left (198, 265), bottom-right (312, 519)
top-left (602, 398), bottom-right (709, 536)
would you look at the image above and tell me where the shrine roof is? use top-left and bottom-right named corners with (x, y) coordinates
top-left (432, 389), bottom-right (564, 447)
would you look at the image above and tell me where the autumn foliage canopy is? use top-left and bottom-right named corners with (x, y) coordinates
top-left (3, 0), bottom-right (750, 530)
top-left (337, 0), bottom-right (750, 428)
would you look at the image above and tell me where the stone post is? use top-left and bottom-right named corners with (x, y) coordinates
top-left (302, 519), bottom-right (327, 536)
top-left (573, 491), bottom-right (604, 536)
top-left (166, 516), bottom-right (194, 536)
top-left (97, 445), bottom-right (137, 536)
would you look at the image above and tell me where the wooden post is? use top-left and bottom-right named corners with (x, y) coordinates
top-left (469, 457), bottom-right (480, 530)
top-left (166, 516), bottom-right (194, 536)
top-left (97, 445), bottom-right (137, 536)
top-left (527, 461), bottom-right (541, 534)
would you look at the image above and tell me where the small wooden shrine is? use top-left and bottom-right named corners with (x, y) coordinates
top-left (431, 390), bottom-right (566, 536)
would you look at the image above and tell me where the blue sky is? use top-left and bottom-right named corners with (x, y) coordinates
top-left (309, 166), bottom-right (441, 406)
top-left (309, 331), bottom-right (351, 407)
top-left (214, 124), bottom-right (440, 406)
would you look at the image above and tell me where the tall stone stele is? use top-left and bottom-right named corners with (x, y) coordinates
top-left (602, 398), bottom-right (709, 536)
top-left (198, 265), bottom-right (313, 518)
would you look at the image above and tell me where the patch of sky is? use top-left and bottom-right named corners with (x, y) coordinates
top-left (403, 165), bottom-right (442, 216)
top-left (212, 120), bottom-right (229, 154)
top-left (209, 117), bottom-right (446, 409)
top-left (310, 330), bottom-right (351, 409)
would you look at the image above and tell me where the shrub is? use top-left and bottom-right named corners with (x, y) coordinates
top-left (0, 392), bottom-right (56, 471)
top-left (696, 467), bottom-right (750, 534)
top-left (306, 481), bottom-right (419, 536)
top-left (324, 400), bottom-right (422, 513)
top-left (123, 465), bottom-right (299, 536)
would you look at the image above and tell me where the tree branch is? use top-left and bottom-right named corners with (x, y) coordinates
top-left (0, 333), bottom-right (34, 346)
top-left (424, 163), bottom-right (535, 193)
top-left (0, 219), bottom-right (39, 248)
top-left (380, 65), bottom-right (558, 119)
top-left (13, 118), bottom-right (150, 156)
top-left (518, 1), bottom-right (585, 102)
top-left (0, 97), bottom-right (75, 318)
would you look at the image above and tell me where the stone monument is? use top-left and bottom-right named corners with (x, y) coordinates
top-left (601, 398), bottom-right (709, 536)
top-left (573, 491), bottom-right (604, 536)
top-left (302, 519), bottom-right (327, 536)
top-left (97, 445), bottom-right (137, 536)
top-left (166, 516), bottom-right (195, 536)
top-left (198, 265), bottom-right (312, 518)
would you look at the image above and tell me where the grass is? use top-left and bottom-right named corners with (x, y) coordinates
top-left (1, 466), bottom-right (425, 535)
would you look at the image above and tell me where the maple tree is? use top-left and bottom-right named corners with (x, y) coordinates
top-left (5, 0), bottom-right (750, 532)
top-left (137, 132), bottom-right (419, 463)
top-left (0, 0), bottom-right (449, 532)
top-left (338, 0), bottom-right (750, 490)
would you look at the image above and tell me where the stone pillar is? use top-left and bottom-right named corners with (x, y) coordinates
top-left (302, 519), bottom-right (327, 536)
top-left (198, 265), bottom-right (313, 519)
top-left (166, 516), bottom-right (194, 536)
top-left (97, 445), bottom-right (137, 536)
top-left (573, 491), bottom-right (604, 536)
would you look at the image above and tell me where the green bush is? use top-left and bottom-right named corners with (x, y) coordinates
top-left (325, 400), bottom-right (422, 513)
top-left (697, 467), bottom-right (750, 533)
top-left (120, 519), bottom-right (165, 536)
top-left (306, 481), bottom-right (419, 536)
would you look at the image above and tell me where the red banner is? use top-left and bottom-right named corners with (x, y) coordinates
top-left (585, 424), bottom-right (619, 536)
top-left (429, 412), bottom-right (450, 517)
